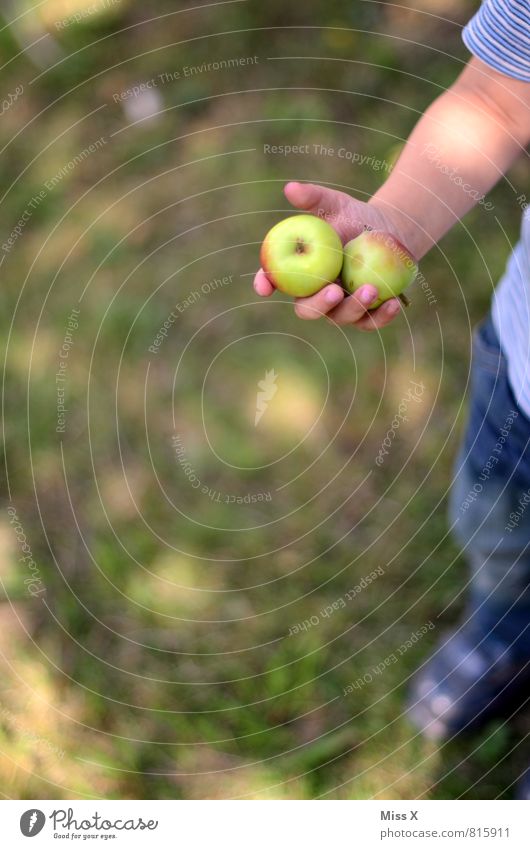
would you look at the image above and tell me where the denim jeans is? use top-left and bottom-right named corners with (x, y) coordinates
top-left (449, 315), bottom-right (530, 657)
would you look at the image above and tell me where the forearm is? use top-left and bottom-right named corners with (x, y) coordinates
top-left (370, 63), bottom-right (530, 259)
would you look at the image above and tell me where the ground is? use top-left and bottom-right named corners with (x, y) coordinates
top-left (0, 0), bottom-right (526, 799)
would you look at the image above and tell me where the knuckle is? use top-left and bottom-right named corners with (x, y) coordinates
top-left (343, 307), bottom-right (362, 324)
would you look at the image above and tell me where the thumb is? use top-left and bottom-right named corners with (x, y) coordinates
top-left (283, 182), bottom-right (364, 242)
top-left (284, 182), bottom-right (341, 217)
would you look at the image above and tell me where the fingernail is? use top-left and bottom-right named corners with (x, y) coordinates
top-left (325, 287), bottom-right (343, 305)
top-left (359, 286), bottom-right (378, 305)
top-left (387, 299), bottom-right (400, 313)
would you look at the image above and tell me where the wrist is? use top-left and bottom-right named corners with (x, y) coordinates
top-left (367, 196), bottom-right (434, 261)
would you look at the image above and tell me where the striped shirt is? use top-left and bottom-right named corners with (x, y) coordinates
top-left (463, 1), bottom-right (530, 418)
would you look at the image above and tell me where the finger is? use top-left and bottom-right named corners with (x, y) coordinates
top-left (326, 285), bottom-right (380, 325)
top-left (353, 298), bottom-right (402, 331)
top-left (284, 181), bottom-right (336, 213)
top-left (293, 283), bottom-right (345, 320)
top-left (253, 268), bottom-right (275, 297)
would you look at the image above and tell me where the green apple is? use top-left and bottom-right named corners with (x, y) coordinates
top-left (342, 230), bottom-right (418, 308)
top-left (260, 214), bottom-right (343, 297)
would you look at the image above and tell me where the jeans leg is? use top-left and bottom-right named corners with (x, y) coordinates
top-left (448, 316), bottom-right (530, 658)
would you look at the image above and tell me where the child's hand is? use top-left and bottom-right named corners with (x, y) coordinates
top-left (253, 181), bottom-right (407, 331)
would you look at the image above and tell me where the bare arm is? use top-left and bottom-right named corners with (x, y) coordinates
top-left (372, 57), bottom-right (530, 260)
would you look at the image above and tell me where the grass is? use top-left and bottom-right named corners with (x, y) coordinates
top-left (0, 0), bottom-right (527, 799)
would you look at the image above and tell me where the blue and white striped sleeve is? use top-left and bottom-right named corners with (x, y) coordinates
top-left (463, 0), bottom-right (530, 81)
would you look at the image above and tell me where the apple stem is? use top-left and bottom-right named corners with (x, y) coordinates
top-left (398, 293), bottom-right (410, 308)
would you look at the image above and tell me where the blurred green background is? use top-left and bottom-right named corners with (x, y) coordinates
top-left (0, 0), bottom-right (526, 800)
